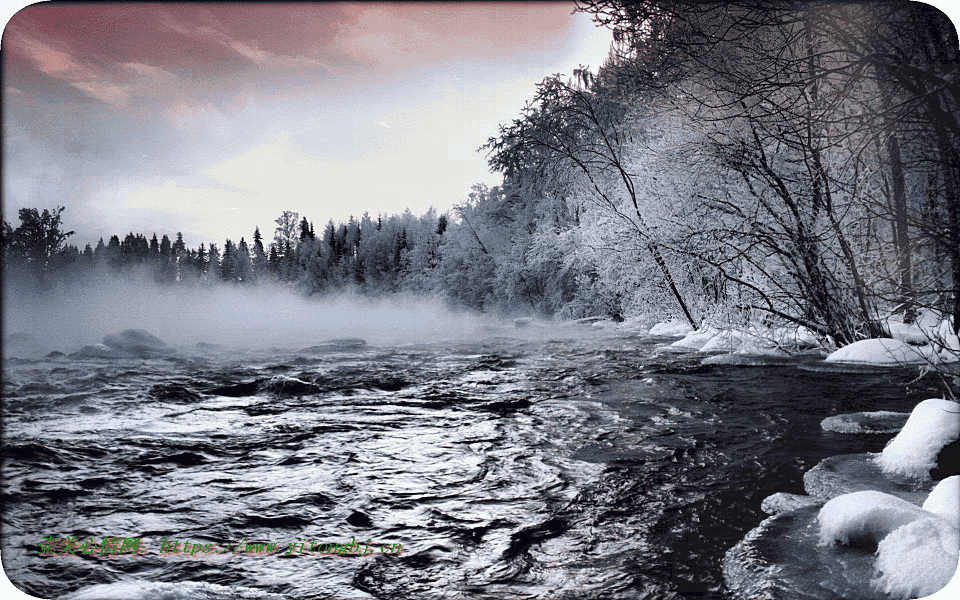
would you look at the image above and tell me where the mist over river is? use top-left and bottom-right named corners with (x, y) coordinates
top-left (0, 326), bottom-right (946, 599)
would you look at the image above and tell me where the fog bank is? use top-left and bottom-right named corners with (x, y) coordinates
top-left (2, 276), bottom-right (505, 354)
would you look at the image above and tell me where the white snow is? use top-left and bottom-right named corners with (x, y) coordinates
top-left (732, 336), bottom-right (790, 357)
top-left (699, 329), bottom-right (743, 353)
top-left (873, 516), bottom-right (959, 600)
top-left (876, 398), bottom-right (960, 479)
top-left (817, 490), bottom-right (929, 546)
top-left (670, 326), bottom-right (720, 350)
top-left (824, 338), bottom-right (938, 365)
top-left (818, 485), bottom-right (960, 599)
top-left (648, 320), bottom-right (693, 337)
top-left (923, 476), bottom-right (960, 523)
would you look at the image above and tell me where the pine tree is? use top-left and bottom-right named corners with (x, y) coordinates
top-left (220, 240), bottom-right (236, 281)
top-left (252, 227), bottom-right (267, 281)
top-left (207, 243), bottom-right (220, 283)
top-left (234, 237), bottom-right (253, 283)
top-left (196, 243), bottom-right (207, 275)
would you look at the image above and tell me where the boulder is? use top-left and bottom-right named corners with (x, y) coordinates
top-left (71, 344), bottom-right (138, 360)
top-left (299, 338), bottom-right (368, 353)
top-left (102, 329), bottom-right (173, 357)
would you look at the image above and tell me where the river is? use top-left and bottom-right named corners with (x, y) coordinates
top-left (0, 326), bottom-right (944, 599)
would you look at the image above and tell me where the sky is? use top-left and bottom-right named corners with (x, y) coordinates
top-left (1, 1), bottom-right (613, 249)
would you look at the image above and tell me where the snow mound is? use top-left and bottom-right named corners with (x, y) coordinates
top-left (699, 330), bottom-right (743, 353)
top-left (923, 476), bottom-right (960, 522)
top-left (820, 411), bottom-right (909, 434)
top-left (887, 321), bottom-right (929, 345)
top-left (670, 326), bottom-right (719, 350)
top-left (648, 320), bottom-right (693, 337)
top-left (873, 516), bottom-right (959, 599)
top-left (824, 338), bottom-right (934, 365)
top-left (876, 398), bottom-right (960, 479)
top-left (817, 490), bottom-right (928, 546)
top-left (733, 336), bottom-right (789, 357)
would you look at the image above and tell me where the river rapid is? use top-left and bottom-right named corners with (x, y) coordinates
top-left (1, 326), bottom-right (945, 599)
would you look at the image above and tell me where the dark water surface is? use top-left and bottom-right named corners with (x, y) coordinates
top-left (1, 331), bottom-right (944, 599)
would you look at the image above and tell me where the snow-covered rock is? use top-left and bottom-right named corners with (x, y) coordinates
top-left (923, 476), bottom-right (960, 522)
top-left (300, 338), bottom-right (368, 353)
top-left (817, 490), bottom-right (928, 546)
top-left (648, 320), bottom-right (693, 337)
top-left (825, 338), bottom-right (936, 365)
top-left (817, 482), bottom-right (960, 600)
top-left (876, 398), bottom-right (960, 479)
top-left (669, 326), bottom-right (720, 350)
top-left (699, 330), bottom-right (743, 353)
top-left (873, 516), bottom-right (959, 599)
top-left (71, 344), bottom-right (138, 359)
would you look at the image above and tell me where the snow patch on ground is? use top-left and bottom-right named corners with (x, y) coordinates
top-left (876, 398), bottom-right (960, 479)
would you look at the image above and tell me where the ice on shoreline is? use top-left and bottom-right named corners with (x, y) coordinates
top-left (726, 398), bottom-right (960, 600)
top-left (820, 411), bottom-right (910, 434)
top-left (818, 477), bottom-right (960, 600)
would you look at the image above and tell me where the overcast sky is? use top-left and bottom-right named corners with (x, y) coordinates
top-left (2, 2), bottom-right (613, 249)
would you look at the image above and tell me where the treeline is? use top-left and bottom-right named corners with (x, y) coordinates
top-left (0, 202), bottom-right (589, 317)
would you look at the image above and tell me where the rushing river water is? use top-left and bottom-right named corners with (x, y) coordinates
top-left (0, 327), bottom-right (947, 600)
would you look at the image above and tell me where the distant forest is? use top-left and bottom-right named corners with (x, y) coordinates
top-left (3, 2), bottom-right (958, 346)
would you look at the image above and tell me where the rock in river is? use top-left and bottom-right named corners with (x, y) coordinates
top-left (102, 329), bottom-right (174, 357)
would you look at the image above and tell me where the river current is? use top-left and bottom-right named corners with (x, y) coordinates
top-left (0, 326), bottom-right (945, 599)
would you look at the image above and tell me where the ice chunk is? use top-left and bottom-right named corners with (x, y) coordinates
top-left (876, 398), bottom-right (960, 479)
top-left (820, 411), bottom-right (909, 434)
top-left (873, 516), bottom-right (959, 600)
top-left (803, 453), bottom-right (934, 503)
top-left (817, 490), bottom-right (928, 546)
top-left (825, 338), bottom-right (936, 365)
top-left (923, 476), bottom-right (960, 523)
top-left (760, 492), bottom-right (822, 515)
